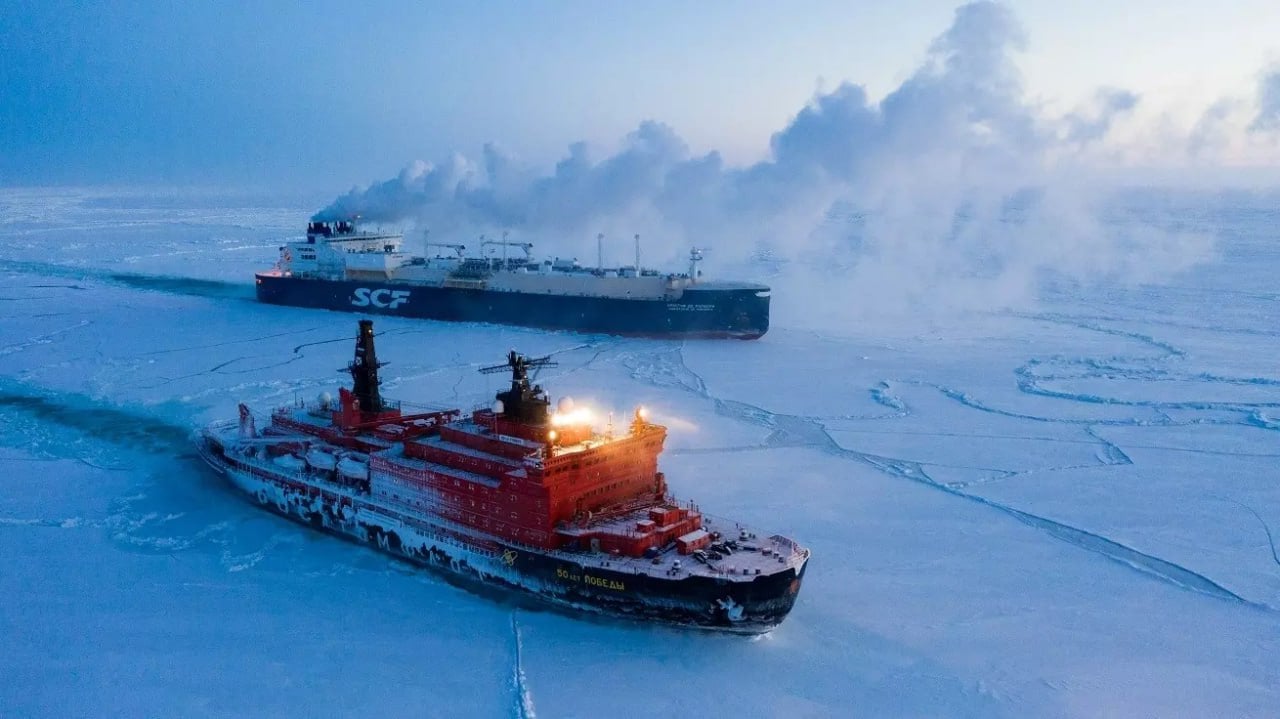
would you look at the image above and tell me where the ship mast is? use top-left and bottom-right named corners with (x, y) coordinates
top-left (480, 350), bottom-right (557, 424)
top-left (348, 319), bottom-right (385, 413)
top-left (688, 247), bottom-right (704, 281)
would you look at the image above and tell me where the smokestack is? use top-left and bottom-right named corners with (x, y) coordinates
top-left (635, 234), bottom-right (641, 272)
top-left (348, 319), bottom-right (385, 414)
top-left (597, 233), bottom-right (604, 271)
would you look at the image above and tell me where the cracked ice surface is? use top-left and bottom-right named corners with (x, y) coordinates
top-left (2, 187), bottom-right (1280, 717)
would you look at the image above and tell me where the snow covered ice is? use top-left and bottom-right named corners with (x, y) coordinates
top-left (2, 185), bottom-right (1280, 717)
top-left (9, 0), bottom-right (1280, 712)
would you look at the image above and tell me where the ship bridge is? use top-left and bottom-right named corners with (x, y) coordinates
top-left (305, 219), bottom-right (401, 245)
top-left (358, 348), bottom-right (694, 556)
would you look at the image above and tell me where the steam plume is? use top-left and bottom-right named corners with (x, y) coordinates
top-left (314, 2), bottom-right (1213, 324)
top-left (1250, 67), bottom-right (1280, 133)
top-left (1064, 89), bottom-right (1140, 145)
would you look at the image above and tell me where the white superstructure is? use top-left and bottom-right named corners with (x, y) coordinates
top-left (273, 221), bottom-right (712, 301)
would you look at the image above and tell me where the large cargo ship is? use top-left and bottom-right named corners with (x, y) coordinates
top-left (255, 220), bottom-right (770, 339)
top-left (196, 320), bottom-right (808, 631)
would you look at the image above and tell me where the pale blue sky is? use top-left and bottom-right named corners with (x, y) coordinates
top-left (3, 1), bottom-right (1278, 186)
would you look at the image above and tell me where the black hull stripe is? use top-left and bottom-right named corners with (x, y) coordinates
top-left (255, 275), bottom-right (769, 339)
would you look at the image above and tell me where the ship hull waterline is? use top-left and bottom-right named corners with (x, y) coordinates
top-left (255, 273), bottom-right (770, 340)
top-left (198, 438), bottom-right (804, 633)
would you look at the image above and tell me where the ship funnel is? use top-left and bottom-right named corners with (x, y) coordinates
top-left (347, 319), bottom-right (385, 414)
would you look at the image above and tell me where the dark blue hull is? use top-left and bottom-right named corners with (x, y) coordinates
top-left (255, 274), bottom-right (770, 339)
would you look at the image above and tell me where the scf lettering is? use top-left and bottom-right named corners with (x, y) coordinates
top-left (352, 288), bottom-right (411, 309)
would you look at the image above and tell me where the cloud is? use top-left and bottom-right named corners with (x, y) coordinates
top-left (313, 1), bottom-right (1211, 326)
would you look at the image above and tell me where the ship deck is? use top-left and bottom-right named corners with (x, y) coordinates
top-left (444, 419), bottom-right (543, 453)
top-left (555, 508), bottom-right (806, 579)
top-left (682, 280), bottom-right (770, 292)
top-left (408, 433), bottom-right (524, 468)
top-left (377, 443), bottom-right (504, 488)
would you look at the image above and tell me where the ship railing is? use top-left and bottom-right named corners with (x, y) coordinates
top-left (269, 412), bottom-right (330, 437)
top-left (203, 419), bottom-right (238, 434)
top-left (399, 399), bottom-right (456, 413)
top-left (769, 534), bottom-right (805, 558)
top-left (522, 449), bottom-right (545, 470)
top-left (565, 496), bottom-right (660, 530)
top-left (228, 454), bottom-right (307, 485)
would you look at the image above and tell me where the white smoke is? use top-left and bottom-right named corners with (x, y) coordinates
top-left (314, 2), bottom-right (1215, 327)
top-left (1063, 89), bottom-right (1141, 145)
top-left (1188, 99), bottom-right (1240, 159)
top-left (1178, 64), bottom-right (1280, 171)
top-left (1250, 66), bottom-right (1280, 133)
